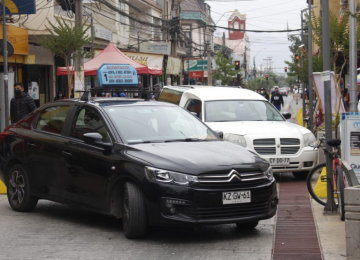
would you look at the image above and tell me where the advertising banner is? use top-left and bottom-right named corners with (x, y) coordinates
top-left (0, 0), bottom-right (36, 15)
top-left (166, 56), bottom-right (181, 75)
top-left (97, 64), bottom-right (138, 87)
top-left (184, 59), bottom-right (208, 72)
top-left (341, 112), bottom-right (360, 182)
top-left (124, 52), bottom-right (163, 70)
top-left (28, 82), bottom-right (39, 100)
top-left (140, 42), bottom-right (171, 55)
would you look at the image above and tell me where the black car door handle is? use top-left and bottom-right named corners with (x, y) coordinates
top-left (27, 142), bottom-right (36, 147)
top-left (61, 151), bottom-right (72, 157)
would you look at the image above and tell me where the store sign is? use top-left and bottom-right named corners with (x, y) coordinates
top-left (24, 55), bottom-right (35, 64)
top-left (97, 64), bottom-right (138, 87)
top-left (124, 52), bottom-right (163, 70)
top-left (190, 71), bottom-right (208, 78)
top-left (184, 59), bottom-right (208, 71)
top-left (0, 25), bottom-right (29, 55)
top-left (139, 42), bottom-right (171, 55)
top-left (94, 26), bottom-right (113, 41)
top-left (166, 56), bottom-right (181, 75)
top-left (0, 0), bottom-right (36, 15)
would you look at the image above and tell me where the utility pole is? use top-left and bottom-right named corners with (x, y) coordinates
top-left (301, 10), bottom-right (306, 127)
top-left (349, 0), bottom-right (358, 112)
top-left (206, 8), bottom-right (212, 86)
top-left (322, 0), bottom-right (336, 212)
top-left (75, 0), bottom-right (84, 98)
top-left (308, 2), bottom-right (314, 132)
top-left (2, 0), bottom-right (8, 128)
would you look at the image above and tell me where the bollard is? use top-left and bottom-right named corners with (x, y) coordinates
top-left (345, 186), bottom-right (360, 260)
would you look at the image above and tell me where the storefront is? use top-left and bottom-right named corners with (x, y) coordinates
top-left (184, 59), bottom-right (208, 84)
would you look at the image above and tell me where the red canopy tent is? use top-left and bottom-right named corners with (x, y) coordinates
top-left (56, 43), bottom-right (162, 76)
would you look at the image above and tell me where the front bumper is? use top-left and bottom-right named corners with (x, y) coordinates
top-left (142, 179), bottom-right (277, 226)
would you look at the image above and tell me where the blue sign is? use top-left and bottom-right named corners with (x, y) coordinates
top-left (0, 0), bottom-right (36, 15)
top-left (97, 64), bottom-right (138, 87)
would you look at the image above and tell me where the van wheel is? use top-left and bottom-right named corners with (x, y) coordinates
top-left (292, 171), bottom-right (309, 179)
top-left (236, 221), bottom-right (259, 229)
top-left (122, 182), bottom-right (147, 239)
top-left (7, 165), bottom-right (38, 212)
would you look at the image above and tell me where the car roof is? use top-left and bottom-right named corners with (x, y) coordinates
top-left (51, 98), bottom-right (177, 107)
top-left (183, 87), bottom-right (267, 101)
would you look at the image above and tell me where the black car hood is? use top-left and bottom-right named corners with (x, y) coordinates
top-left (125, 141), bottom-right (268, 175)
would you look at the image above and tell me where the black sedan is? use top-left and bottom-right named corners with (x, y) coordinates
top-left (0, 98), bottom-right (277, 238)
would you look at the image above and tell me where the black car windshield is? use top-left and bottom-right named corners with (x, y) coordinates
top-left (205, 100), bottom-right (284, 122)
top-left (104, 105), bottom-right (219, 144)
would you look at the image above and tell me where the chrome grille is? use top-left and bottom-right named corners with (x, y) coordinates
top-left (281, 146), bottom-right (300, 154)
top-left (280, 138), bottom-right (300, 145)
top-left (254, 147), bottom-right (276, 155)
top-left (253, 138), bottom-right (276, 145)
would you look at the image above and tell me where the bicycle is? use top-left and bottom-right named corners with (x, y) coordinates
top-left (306, 136), bottom-right (346, 221)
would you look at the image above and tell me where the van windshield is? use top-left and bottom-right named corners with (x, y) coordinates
top-left (205, 100), bottom-right (284, 122)
top-left (104, 105), bottom-right (219, 144)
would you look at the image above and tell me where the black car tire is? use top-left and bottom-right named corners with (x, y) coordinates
top-left (122, 182), bottom-right (147, 239)
top-left (292, 171), bottom-right (309, 179)
top-left (7, 164), bottom-right (38, 212)
top-left (236, 221), bottom-right (259, 229)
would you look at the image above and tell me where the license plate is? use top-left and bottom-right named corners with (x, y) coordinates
top-left (269, 158), bottom-right (290, 165)
top-left (223, 191), bottom-right (251, 204)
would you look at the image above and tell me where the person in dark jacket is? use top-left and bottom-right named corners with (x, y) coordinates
top-left (270, 87), bottom-right (284, 111)
top-left (10, 83), bottom-right (36, 124)
top-left (260, 88), bottom-right (270, 101)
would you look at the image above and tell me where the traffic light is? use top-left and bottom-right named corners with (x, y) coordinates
top-left (235, 60), bottom-right (240, 70)
top-left (295, 54), bottom-right (300, 61)
top-left (265, 75), bottom-right (268, 81)
top-left (285, 67), bottom-right (287, 72)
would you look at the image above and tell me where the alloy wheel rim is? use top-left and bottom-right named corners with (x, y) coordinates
top-left (8, 171), bottom-right (25, 206)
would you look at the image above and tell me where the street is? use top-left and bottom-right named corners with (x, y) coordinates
top-left (0, 194), bottom-right (274, 260)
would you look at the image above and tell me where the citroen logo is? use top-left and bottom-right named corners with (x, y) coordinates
top-left (229, 170), bottom-right (242, 181)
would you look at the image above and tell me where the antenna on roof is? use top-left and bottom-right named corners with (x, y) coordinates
top-left (80, 90), bottom-right (90, 101)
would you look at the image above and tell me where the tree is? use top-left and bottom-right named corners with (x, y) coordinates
top-left (38, 18), bottom-right (93, 98)
top-left (212, 52), bottom-right (240, 85)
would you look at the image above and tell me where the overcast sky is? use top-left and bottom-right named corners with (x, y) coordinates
top-left (206, 0), bottom-right (310, 76)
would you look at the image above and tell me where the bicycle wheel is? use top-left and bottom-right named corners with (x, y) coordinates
top-left (307, 163), bottom-right (327, 206)
top-left (336, 165), bottom-right (345, 221)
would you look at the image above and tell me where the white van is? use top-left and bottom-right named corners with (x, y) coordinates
top-left (159, 86), bottom-right (317, 178)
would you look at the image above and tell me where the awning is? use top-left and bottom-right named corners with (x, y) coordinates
top-left (56, 43), bottom-right (162, 76)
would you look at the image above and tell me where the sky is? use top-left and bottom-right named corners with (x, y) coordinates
top-left (206, 0), bottom-right (310, 76)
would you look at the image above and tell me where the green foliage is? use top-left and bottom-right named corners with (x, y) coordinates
top-left (37, 18), bottom-right (93, 97)
top-left (212, 52), bottom-right (240, 85)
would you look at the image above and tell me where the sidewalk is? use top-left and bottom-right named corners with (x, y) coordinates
top-left (311, 200), bottom-right (346, 260)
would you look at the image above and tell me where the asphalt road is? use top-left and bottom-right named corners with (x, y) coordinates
top-left (0, 195), bottom-right (275, 260)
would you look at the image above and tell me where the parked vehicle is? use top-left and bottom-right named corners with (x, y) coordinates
top-left (279, 88), bottom-right (288, 97)
top-left (159, 86), bottom-right (317, 178)
top-left (0, 97), bottom-right (278, 238)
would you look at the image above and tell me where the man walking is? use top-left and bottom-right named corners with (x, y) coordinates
top-left (260, 88), bottom-right (270, 101)
top-left (270, 87), bottom-right (284, 111)
top-left (10, 83), bottom-right (36, 124)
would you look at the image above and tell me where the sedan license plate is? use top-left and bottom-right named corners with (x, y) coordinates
top-left (223, 191), bottom-right (251, 204)
top-left (269, 158), bottom-right (290, 165)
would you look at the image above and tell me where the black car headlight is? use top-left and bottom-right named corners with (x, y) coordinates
top-left (264, 166), bottom-right (274, 181)
top-left (145, 167), bottom-right (199, 186)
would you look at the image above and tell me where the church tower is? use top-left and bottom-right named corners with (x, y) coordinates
top-left (228, 10), bottom-right (246, 40)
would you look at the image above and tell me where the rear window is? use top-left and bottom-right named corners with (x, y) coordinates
top-left (36, 106), bottom-right (70, 134)
top-left (159, 88), bottom-right (183, 105)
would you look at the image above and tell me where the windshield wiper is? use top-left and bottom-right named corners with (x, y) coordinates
top-left (128, 140), bottom-right (164, 144)
top-left (164, 138), bottom-right (204, 142)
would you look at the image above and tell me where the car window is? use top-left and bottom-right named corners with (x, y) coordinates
top-left (185, 99), bottom-right (202, 119)
top-left (205, 100), bottom-right (284, 122)
top-left (158, 88), bottom-right (183, 105)
top-left (104, 105), bottom-right (218, 143)
top-left (36, 106), bottom-right (70, 134)
top-left (70, 107), bottom-right (110, 142)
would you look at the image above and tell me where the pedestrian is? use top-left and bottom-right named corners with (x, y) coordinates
top-left (10, 82), bottom-right (36, 124)
top-left (54, 91), bottom-right (64, 101)
top-left (270, 87), bottom-right (284, 111)
top-left (260, 88), bottom-right (270, 101)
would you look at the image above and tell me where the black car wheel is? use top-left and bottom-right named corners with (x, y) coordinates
top-left (7, 165), bottom-right (38, 212)
top-left (122, 182), bottom-right (147, 239)
top-left (236, 221), bottom-right (259, 229)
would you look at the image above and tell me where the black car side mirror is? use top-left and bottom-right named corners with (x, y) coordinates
top-left (214, 130), bottom-right (224, 139)
top-left (282, 112), bottom-right (291, 120)
top-left (83, 133), bottom-right (112, 150)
